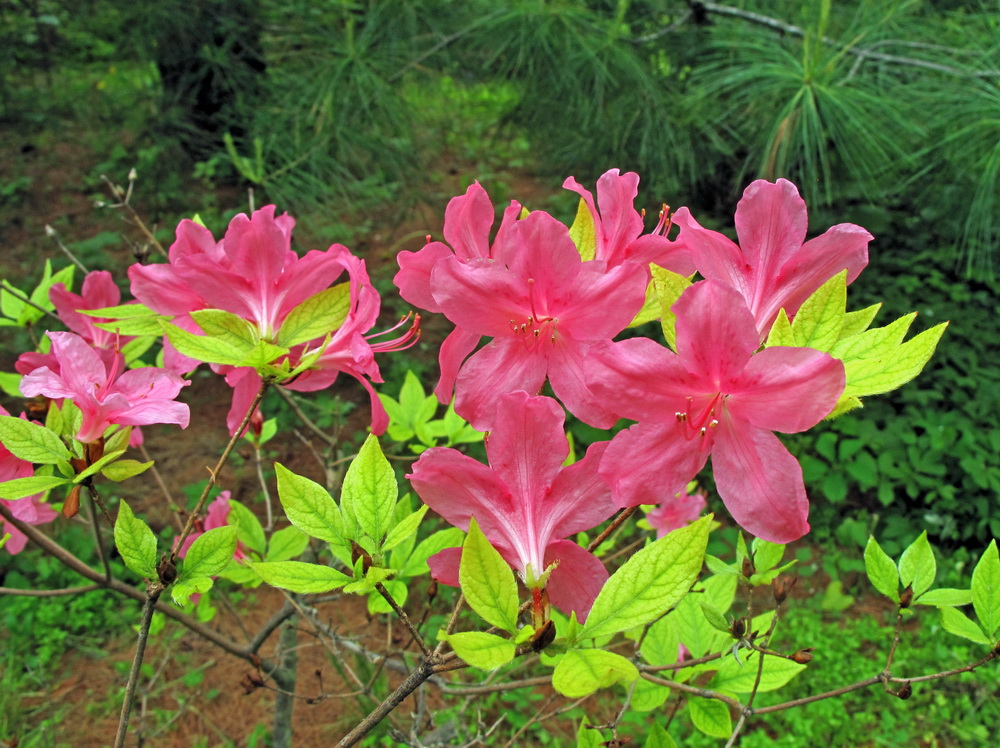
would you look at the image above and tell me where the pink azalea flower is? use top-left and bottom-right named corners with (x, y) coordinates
top-left (589, 280), bottom-right (845, 543)
top-left (408, 392), bottom-right (617, 619)
top-left (19, 332), bottom-right (190, 444)
top-left (647, 488), bottom-right (708, 539)
top-left (174, 491), bottom-right (247, 560)
top-left (672, 179), bottom-right (872, 339)
top-left (563, 168), bottom-right (694, 272)
top-left (0, 406), bottom-right (58, 554)
top-left (425, 210), bottom-right (649, 430)
top-left (50, 270), bottom-right (130, 350)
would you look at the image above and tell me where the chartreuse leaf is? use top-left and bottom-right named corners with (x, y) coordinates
top-left (790, 270), bottom-right (846, 351)
top-left (916, 588), bottom-right (973, 607)
top-left (864, 536), bottom-right (900, 602)
top-left (0, 475), bottom-right (70, 499)
top-left (898, 531), bottom-right (936, 599)
top-left (651, 267), bottom-right (692, 350)
top-left (629, 281), bottom-right (662, 328)
top-left (826, 395), bottom-right (863, 419)
top-left (551, 649), bottom-right (638, 698)
top-left (114, 499), bottom-right (158, 578)
top-left (367, 579), bottom-right (408, 614)
top-left (266, 526), bottom-right (310, 562)
top-left (832, 312), bottom-right (916, 361)
top-left (172, 576), bottom-right (214, 606)
top-left (101, 459), bottom-right (154, 482)
top-left (842, 322), bottom-right (948, 398)
top-left (73, 449), bottom-right (126, 483)
top-left (631, 678), bottom-right (671, 712)
top-left (688, 696), bottom-right (732, 738)
top-left (179, 526), bottom-right (238, 581)
top-left (568, 197), bottom-right (597, 262)
top-left (277, 284), bottom-right (351, 347)
top-left (90, 303), bottom-right (170, 336)
top-left (227, 499), bottom-right (266, 554)
top-left (971, 540), bottom-right (1000, 638)
top-left (764, 309), bottom-right (795, 347)
top-left (839, 303), bottom-right (882, 337)
top-left (382, 505), bottom-right (429, 552)
top-left (939, 606), bottom-right (992, 645)
top-left (460, 518), bottom-right (518, 633)
top-left (576, 717), bottom-right (601, 748)
top-left (751, 538), bottom-right (785, 574)
top-left (644, 722), bottom-right (678, 748)
top-left (699, 602), bottom-right (731, 634)
top-left (275, 462), bottom-right (345, 544)
top-left (582, 515), bottom-right (711, 641)
top-left (238, 340), bottom-right (290, 370)
top-left (708, 654), bottom-right (806, 693)
top-left (343, 565), bottom-right (395, 595)
top-left (0, 416), bottom-right (72, 464)
top-left (441, 631), bottom-right (516, 670)
top-left (341, 434), bottom-right (397, 544)
top-left (162, 321), bottom-right (246, 366)
top-left (250, 560), bottom-right (351, 593)
top-left (399, 527), bottom-right (465, 577)
top-left (191, 309), bottom-right (258, 348)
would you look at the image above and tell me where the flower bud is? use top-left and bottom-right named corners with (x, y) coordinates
top-left (732, 617), bottom-right (747, 638)
top-left (62, 485), bottom-right (81, 519)
top-left (897, 682), bottom-right (912, 700)
top-left (742, 557), bottom-right (755, 578)
top-left (791, 648), bottom-right (815, 664)
top-left (530, 619), bottom-right (556, 652)
top-left (899, 585), bottom-right (914, 608)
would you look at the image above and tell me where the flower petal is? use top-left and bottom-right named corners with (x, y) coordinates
top-left (544, 539), bottom-right (609, 621)
top-left (434, 327), bottom-right (481, 404)
top-left (545, 439), bottom-right (617, 538)
top-left (427, 546), bottom-right (463, 586)
top-left (711, 420), bottom-right (810, 543)
top-left (734, 179), bottom-right (808, 284)
top-left (728, 347), bottom-right (845, 433)
top-left (394, 241), bottom-right (453, 312)
top-left (443, 181), bottom-right (496, 260)
top-left (673, 281), bottom-right (758, 385)
top-left (452, 339), bottom-right (548, 431)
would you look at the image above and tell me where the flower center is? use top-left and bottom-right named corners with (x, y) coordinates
top-left (508, 278), bottom-right (559, 346)
top-left (675, 392), bottom-right (725, 442)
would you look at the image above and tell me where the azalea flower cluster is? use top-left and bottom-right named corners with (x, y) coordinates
top-left (400, 172), bottom-right (870, 618)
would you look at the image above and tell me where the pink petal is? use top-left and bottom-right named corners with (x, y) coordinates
top-left (431, 257), bottom-right (532, 337)
top-left (623, 234), bottom-right (695, 276)
top-left (485, 393), bottom-right (567, 508)
top-left (556, 260), bottom-right (648, 340)
top-left (1, 522), bottom-right (28, 554)
top-left (434, 327), bottom-right (482, 404)
top-left (427, 546), bottom-right (463, 586)
top-left (544, 539), bottom-right (609, 621)
top-left (128, 260), bottom-right (206, 316)
top-left (672, 207), bottom-right (750, 298)
top-left (586, 337), bottom-right (693, 422)
top-left (203, 492), bottom-right (232, 530)
top-left (272, 245), bottom-right (354, 325)
top-left (502, 213), bottom-right (582, 298)
top-left (443, 182), bottom-right (496, 260)
top-left (711, 420), bottom-right (810, 543)
top-left (546, 440), bottom-right (617, 538)
top-left (734, 179), bottom-right (808, 282)
top-left (225, 368), bottom-right (263, 437)
top-left (394, 242), bottom-right (453, 312)
top-left (452, 339), bottom-right (548, 431)
top-left (593, 169), bottom-right (644, 261)
top-left (728, 347), bottom-right (845, 433)
top-left (600, 422), bottom-right (709, 508)
top-left (221, 206), bottom-right (292, 304)
top-left (673, 281), bottom-right (758, 385)
top-left (547, 340), bottom-right (624, 429)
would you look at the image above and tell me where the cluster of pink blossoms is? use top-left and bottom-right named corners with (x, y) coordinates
top-left (400, 171), bottom-right (870, 619)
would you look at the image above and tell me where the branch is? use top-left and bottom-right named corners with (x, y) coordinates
top-left (115, 584), bottom-right (162, 747)
top-left (0, 583), bottom-right (100, 596)
top-left (698, 1), bottom-right (1000, 78)
top-left (336, 660), bottom-right (435, 747)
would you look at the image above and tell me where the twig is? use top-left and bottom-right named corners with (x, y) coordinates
top-left (172, 380), bottom-right (270, 561)
top-left (43, 224), bottom-right (90, 274)
top-left (433, 593), bottom-right (465, 656)
top-left (0, 583), bottom-right (100, 596)
top-left (114, 583), bottom-right (163, 748)
top-left (99, 174), bottom-right (168, 258)
top-left (275, 387), bottom-right (338, 448)
top-left (337, 659), bottom-right (436, 747)
top-left (0, 280), bottom-right (61, 324)
top-left (376, 582), bottom-right (430, 657)
top-left (253, 442), bottom-right (275, 531)
top-left (86, 487), bottom-right (112, 582)
top-left (138, 441), bottom-right (184, 530)
top-left (586, 506), bottom-right (638, 554)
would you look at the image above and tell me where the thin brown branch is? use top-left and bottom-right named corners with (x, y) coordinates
top-left (375, 582), bottom-right (430, 657)
top-left (100, 174), bottom-right (167, 257)
top-left (586, 506), bottom-right (638, 554)
top-left (275, 387), bottom-right (338, 448)
top-left (114, 583), bottom-right (163, 748)
top-left (337, 659), bottom-right (435, 747)
top-left (0, 583), bottom-right (100, 596)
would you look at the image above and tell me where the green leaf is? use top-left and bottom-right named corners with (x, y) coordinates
top-left (790, 270), bottom-right (846, 351)
top-left (831, 312), bottom-right (916, 361)
top-left (576, 718), bottom-right (601, 748)
top-left (250, 560), bottom-right (351, 593)
top-left (266, 526), bottom-right (310, 562)
top-left (460, 518), bottom-right (518, 633)
top-left (114, 499), bottom-right (158, 578)
top-left (939, 606), bottom-right (992, 645)
top-left (699, 602), bottom-right (731, 634)
top-left (341, 434), bottom-right (397, 544)
top-left (88, 303), bottom-right (169, 336)
top-left (842, 322), bottom-right (948, 398)
top-left (275, 463), bottom-right (345, 544)
top-left (708, 654), bottom-right (806, 693)
top-left (0, 416), bottom-right (72, 464)
top-left (367, 579), bottom-right (408, 614)
top-left (0, 372), bottom-right (23, 398)
top-left (343, 565), bottom-right (396, 595)
top-left (398, 527), bottom-right (465, 577)
top-left (237, 339), bottom-right (290, 370)
top-left (644, 722), bottom-right (678, 748)
top-left (227, 499), bottom-right (266, 554)
top-left (171, 576), bottom-right (214, 606)
top-left (751, 538), bottom-right (785, 574)
top-left (916, 588), bottom-right (973, 607)
top-left (382, 504), bottom-right (429, 552)
top-left (582, 515), bottom-right (711, 641)
top-left (442, 631), bottom-right (516, 670)
top-left (568, 197), bottom-right (597, 262)
top-left (551, 649), bottom-right (639, 698)
top-left (971, 540), bottom-right (1000, 638)
top-left (0, 474), bottom-right (70, 499)
top-left (73, 449), bottom-right (127, 483)
top-left (162, 321), bottom-right (247, 366)
top-left (101, 459), bottom-right (154, 482)
top-left (277, 284), bottom-right (351, 347)
top-left (631, 678), bottom-right (671, 712)
top-left (191, 309), bottom-right (258, 347)
top-left (629, 280), bottom-right (663, 328)
top-left (764, 309), bottom-right (795, 348)
top-left (839, 303), bottom-right (881, 337)
top-left (180, 526), bottom-right (238, 581)
top-left (864, 536), bottom-right (900, 602)
top-left (688, 697), bottom-right (733, 738)
top-left (898, 531), bottom-right (936, 598)
top-left (651, 267), bottom-right (692, 350)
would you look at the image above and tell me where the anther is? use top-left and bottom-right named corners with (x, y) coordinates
top-left (675, 412), bottom-right (687, 422)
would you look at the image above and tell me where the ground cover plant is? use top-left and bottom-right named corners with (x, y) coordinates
top-left (1, 1), bottom-right (999, 746)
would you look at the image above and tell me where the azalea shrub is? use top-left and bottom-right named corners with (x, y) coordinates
top-left (0, 170), bottom-right (998, 747)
